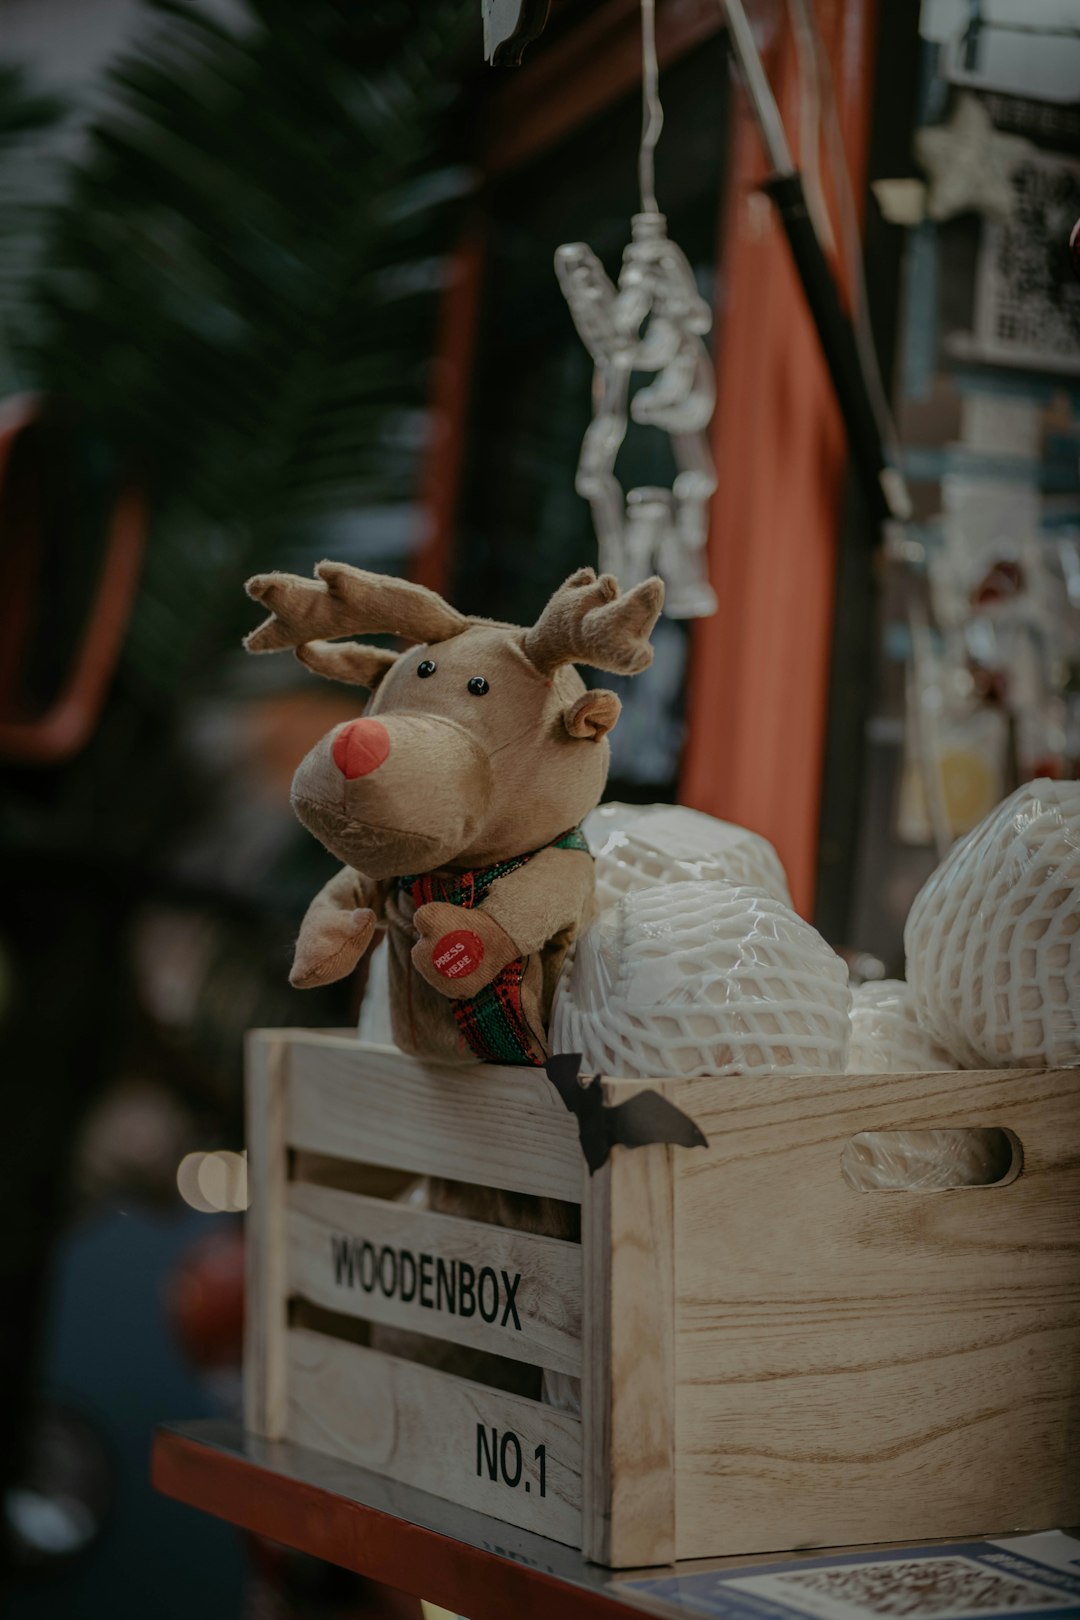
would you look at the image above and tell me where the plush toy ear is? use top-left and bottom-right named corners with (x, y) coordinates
top-left (564, 689), bottom-right (621, 740)
top-left (295, 640), bottom-right (399, 690)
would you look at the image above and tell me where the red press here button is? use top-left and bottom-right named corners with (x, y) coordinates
top-left (432, 929), bottom-right (485, 980)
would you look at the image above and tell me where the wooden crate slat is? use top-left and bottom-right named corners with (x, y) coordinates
top-left (671, 1065), bottom-right (1080, 1558)
top-left (286, 1037), bottom-right (582, 1203)
top-left (244, 1031), bottom-right (289, 1439)
top-left (286, 1327), bottom-right (583, 1546)
top-left (287, 1181), bottom-right (583, 1376)
top-left (582, 1109), bottom-right (676, 1568)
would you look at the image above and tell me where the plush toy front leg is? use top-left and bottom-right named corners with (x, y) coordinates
top-left (411, 902), bottom-right (519, 999)
top-left (292, 908), bottom-right (376, 988)
top-left (291, 866), bottom-right (380, 988)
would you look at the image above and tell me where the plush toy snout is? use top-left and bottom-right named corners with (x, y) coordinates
top-left (332, 718), bottom-right (390, 780)
top-left (291, 712), bottom-right (494, 879)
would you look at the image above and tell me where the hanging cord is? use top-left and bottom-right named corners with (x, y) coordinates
top-left (786, 0), bottom-right (834, 259)
top-left (908, 598), bottom-right (953, 860)
top-left (718, 0), bottom-right (794, 174)
top-left (787, 0), bottom-right (950, 847)
top-left (719, 0), bottom-right (911, 522)
top-left (785, 0), bottom-right (905, 480)
top-left (639, 0), bottom-right (663, 213)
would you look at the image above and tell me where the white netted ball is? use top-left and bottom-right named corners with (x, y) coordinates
top-left (584, 802), bottom-right (792, 913)
top-left (847, 979), bottom-right (960, 1074)
top-left (905, 780), bottom-right (1080, 1068)
top-left (551, 880), bottom-right (850, 1079)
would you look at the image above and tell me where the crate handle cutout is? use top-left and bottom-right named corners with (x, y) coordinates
top-left (840, 1127), bottom-right (1023, 1192)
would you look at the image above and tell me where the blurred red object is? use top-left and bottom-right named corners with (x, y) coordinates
top-left (165, 1229), bottom-right (425, 1615)
top-left (0, 394), bottom-right (146, 765)
top-left (971, 558), bottom-right (1025, 608)
top-left (968, 661), bottom-right (1008, 706)
top-left (165, 1226), bottom-right (246, 1370)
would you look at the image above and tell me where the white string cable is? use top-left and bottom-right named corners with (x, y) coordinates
top-left (785, 0), bottom-right (905, 475)
top-left (720, 0), bottom-right (907, 505)
top-left (717, 0), bottom-right (794, 174)
top-left (908, 597), bottom-right (953, 861)
top-left (786, 0), bottom-right (835, 258)
top-left (639, 0), bottom-right (662, 214)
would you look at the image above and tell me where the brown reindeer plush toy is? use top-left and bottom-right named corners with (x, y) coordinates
top-left (244, 561), bottom-right (664, 1066)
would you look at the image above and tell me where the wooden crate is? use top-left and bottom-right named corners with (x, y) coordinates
top-left (244, 1030), bottom-right (1080, 1568)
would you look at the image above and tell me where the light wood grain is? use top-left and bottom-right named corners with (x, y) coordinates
top-left (582, 1083), bottom-right (676, 1568)
top-left (669, 1066), bottom-right (1080, 1559)
top-left (286, 1327), bottom-right (583, 1546)
top-left (244, 1030), bottom-right (290, 1438)
top-left (247, 1035), bottom-right (1080, 1567)
top-left (285, 1035), bottom-right (582, 1202)
top-left (286, 1180), bottom-right (582, 1375)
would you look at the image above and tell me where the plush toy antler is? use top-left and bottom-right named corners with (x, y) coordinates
top-left (243, 558), bottom-right (666, 1066)
top-left (244, 560), bottom-right (467, 684)
top-left (522, 567), bottom-right (663, 676)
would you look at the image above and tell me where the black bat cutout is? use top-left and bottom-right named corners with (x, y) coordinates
top-left (544, 1053), bottom-right (708, 1175)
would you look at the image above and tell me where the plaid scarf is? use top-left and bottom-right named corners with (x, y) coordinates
top-left (399, 826), bottom-right (589, 1066)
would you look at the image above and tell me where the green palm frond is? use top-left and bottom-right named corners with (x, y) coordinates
top-left (0, 62), bottom-right (65, 145)
top-left (27, 0), bottom-right (473, 691)
top-left (0, 62), bottom-right (67, 391)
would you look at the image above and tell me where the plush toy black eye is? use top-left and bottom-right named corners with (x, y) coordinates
top-left (417, 660), bottom-right (436, 678)
top-left (467, 676), bottom-right (490, 696)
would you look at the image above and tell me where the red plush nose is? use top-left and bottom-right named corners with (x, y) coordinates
top-left (332, 719), bottom-right (390, 780)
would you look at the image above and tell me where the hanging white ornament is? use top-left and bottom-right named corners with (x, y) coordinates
top-left (554, 0), bottom-right (717, 619)
top-left (915, 93), bottom-right (1033, 224)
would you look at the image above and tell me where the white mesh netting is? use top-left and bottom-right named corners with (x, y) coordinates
top-left (551, 879), bottom-right (851, 1079)
top-left (584, 802), bottom-right (792, 913)
top-left (905, 779), bottom-right (1080, 1069)
top-left (357, 935), bottom-right (396, 1046)
top-left (847, 979), bottom-right (960, 1075)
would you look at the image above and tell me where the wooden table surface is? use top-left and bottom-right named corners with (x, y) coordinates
top-left (153, 1420), bottom-right (672, 1619)
top-left (153, 1422), bottom-right (1077, 1620)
